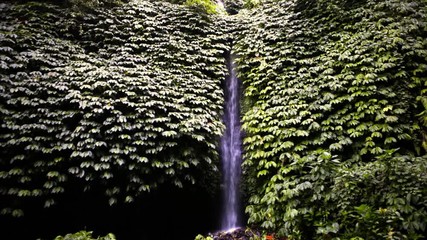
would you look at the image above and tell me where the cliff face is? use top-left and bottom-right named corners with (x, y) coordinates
top-left (234, 0), bottom-right (427, 238)
top-left (0, 0), bottom-right (229, 212)
top-left (1, 0), bottom-right (427, 239)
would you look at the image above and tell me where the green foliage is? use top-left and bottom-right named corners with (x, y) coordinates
top-left (67, 0), bottom-right (127, 9)
top-left (194, 234), bottom-right (214, 240)
top-left (333, 154), bottom-right (427, 239)
top-left (185, 0), bottom-right (218, 14)
top-left (234, 0), bottom-right (427, 238)
top-left (223, 0), bottom-right (243, 14)
top-left (0, 1), bottom-right (230, 213)
top-left (8, 0), bottom-right (129, 9)
top-left (241, 0), bottom-right (262, 9)
top-left (2, 0), bottom-right (427, 239)
top-left (54, 231), bottom-right (116, 240)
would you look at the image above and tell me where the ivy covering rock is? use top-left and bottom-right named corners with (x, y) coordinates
top-left (0, 0), bottom-right (230, 214)
top-left (1, 0), bottom-right (427, 239)
top-left (234, 0), bottom-right (427, 238)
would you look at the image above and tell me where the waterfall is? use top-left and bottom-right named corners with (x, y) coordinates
top-left (220, 54), bottom-right (242, 231)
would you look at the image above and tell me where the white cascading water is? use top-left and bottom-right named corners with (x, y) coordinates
top-left (220, 54), bottom-right (242, 231)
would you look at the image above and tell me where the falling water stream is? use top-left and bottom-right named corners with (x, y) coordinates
top-left (220, 54), bottom-right (242, 231)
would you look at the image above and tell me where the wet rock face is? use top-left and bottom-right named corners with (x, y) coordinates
top-left (210, 228), bottom-right (262, 240)
top-left (203, 227), bottom-right (288, 240)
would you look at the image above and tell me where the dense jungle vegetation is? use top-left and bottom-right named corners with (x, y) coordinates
top-left (0, 0), bottom-right (426, 239)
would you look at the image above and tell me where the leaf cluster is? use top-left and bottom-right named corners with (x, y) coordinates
top-left (185, 0), bottom-right (219, 15)
top-left (54, 230), bottom-right (116, 240)
top-left (333, 154), bottom-right (427, 239)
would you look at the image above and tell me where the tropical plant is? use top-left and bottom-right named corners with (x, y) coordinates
top-left (332, 154), bottom-right (427, 239)
top-left (54, 231), bottom-right (116, 240)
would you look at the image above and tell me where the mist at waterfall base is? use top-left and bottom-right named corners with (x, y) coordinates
top-left (219, 54), bottom-right (244, 232)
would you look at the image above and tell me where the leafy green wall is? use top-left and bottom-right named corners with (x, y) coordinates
top-left (1, 0), bottom-right (427, 239)
top-left (0, 0), bottom-right (229, 214)
top-left (234, 0), bottom-right (427, 238)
